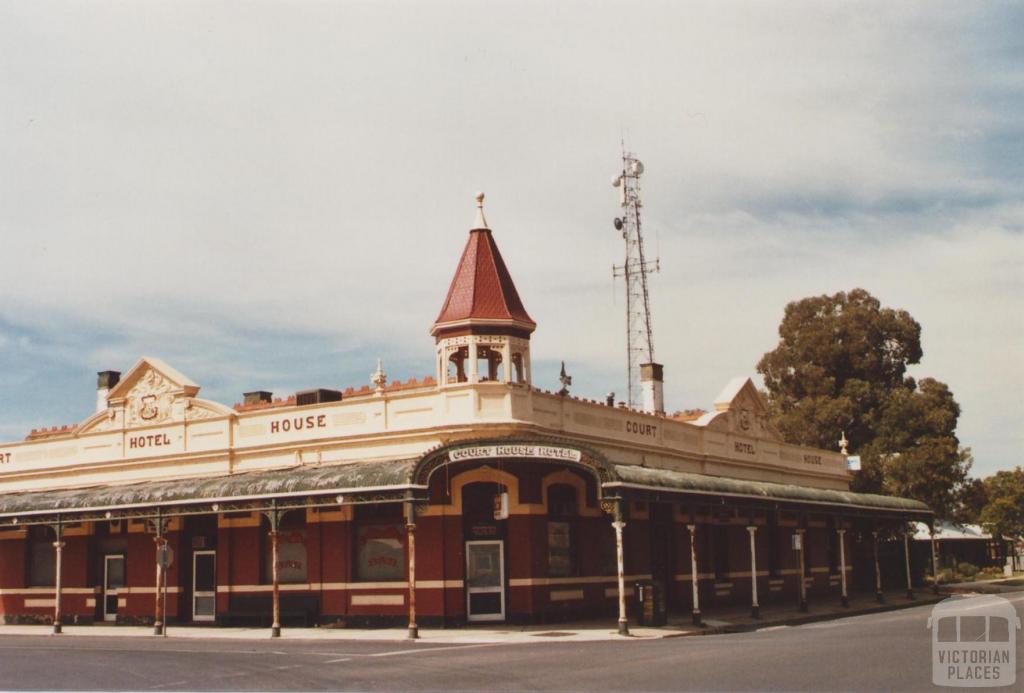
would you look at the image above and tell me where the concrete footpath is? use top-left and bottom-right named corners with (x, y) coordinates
top-left (0, 586), bottom-right (980, 644)
top-left (12, 585), bottom-right (1019, 646)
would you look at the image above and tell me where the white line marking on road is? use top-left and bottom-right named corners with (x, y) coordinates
top-left (149, 680), bottom-right (187, 689)
top-left (367, 643), bottom-right (498, 657)
top-left (324, 657), bottom-right (352, 663)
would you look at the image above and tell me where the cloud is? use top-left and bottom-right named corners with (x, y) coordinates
top-left (0, 1), bottom-right (1020, 476)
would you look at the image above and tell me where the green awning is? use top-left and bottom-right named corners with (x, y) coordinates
top-left (0, 458), bottom-right (421, 522)
top-left (605, 464), bottom-right (932, 516)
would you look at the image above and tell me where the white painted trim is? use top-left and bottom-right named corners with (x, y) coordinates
top-left (604, 586), bottom-right (635, 598)
top-left (0, 587), bottom-right (98, 595)
top-left (508, 574), bottom-right (650, 587)
top-left (118, 586), bottom-right (182, 595)
top-left (214, 580), bottom-right (461, 593)
top-left (672, 572), bottom-right (716, 582)
top-left (352, 594), bottom-right (404, 606)
top-left (23, 598), bottom-right (56, 608)
top-left (549, 589), bottom-right (584, 601)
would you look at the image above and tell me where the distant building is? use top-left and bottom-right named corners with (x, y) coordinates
top-left (913, 521), bottom-right (1021, 574)
top-left (0, 196), bottom-right (931, 633)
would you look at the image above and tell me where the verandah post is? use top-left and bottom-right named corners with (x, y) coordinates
top-left (405, 499), bottom-right (418, 640)
top-left (153, 507), bottom-right (166, 636)
top-left (269, 500), bottom-right (281, 638)
top-left (688, 523), bottom-right (701, 626)
top-left (929, 523), bottom-right (940, 594)
top-left (796, 528), bottom-right (807, 612)
top-left (837, 527), bottom-right (848, 607)
top-left (612, 499), bottom-right (628, 636)
top-left (746, 525), bottom-right (759, 619)
top-left (873, 528), bottom-right (884, 603)
top-left (52, 517), bottom-right (64, 634)
top-left (903, 529), bottom-right (914, 600)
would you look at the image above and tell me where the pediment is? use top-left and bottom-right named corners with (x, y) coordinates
top-left (80, 357), bottom-right (230, 433)
top-left (709, 376), bottom-right (782, 442)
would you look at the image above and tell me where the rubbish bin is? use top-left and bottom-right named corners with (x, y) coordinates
top-left (634, 580), bottom-right (667, 627)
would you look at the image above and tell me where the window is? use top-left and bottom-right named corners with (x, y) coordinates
top-left (27, 525), bottom-right (56, 587)
top-left (801, 530), bottom-right (811, 577)
top-left (713, 525), bottom-right (730, 580)
top-left (547, 484), bottom-right (578, 577)
top-left (263, 511), bottom-right (308, 584)
top-left (767, 513), bottom-right (780, 577)
top-left (826, 519), bottom-right (839, 574)
top-left (354, 504), bottom-right (405, 581)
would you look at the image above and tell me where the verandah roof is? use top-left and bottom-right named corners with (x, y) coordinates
top-left (0, 455), bottom-right (931, 526)
top-left (0, 458), bottom-right (421, 523)
top-left (606, 464), bottom-right (932, 516)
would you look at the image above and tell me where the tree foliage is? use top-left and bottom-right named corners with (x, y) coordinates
top-left (757, 288), bottom-right (972, 518)
top-left (979, 467), bottom-right (1024, 540)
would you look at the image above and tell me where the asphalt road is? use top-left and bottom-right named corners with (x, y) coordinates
top-left (2, 593), bottom-right (1022, 692)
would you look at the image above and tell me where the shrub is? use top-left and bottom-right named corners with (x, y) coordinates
top-left (957, 562), bottom-right (979, 578)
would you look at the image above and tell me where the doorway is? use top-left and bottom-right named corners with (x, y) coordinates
top-left (465, 540), bottom-right (505, 622)
top-left (102, 554), bottom-right (125, 622)
top-left (192, 550), bottom-right (216, 622)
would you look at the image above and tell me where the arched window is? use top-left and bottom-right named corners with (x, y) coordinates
top-left (477, 346), bottom-right (505, 382)
top-left (547, 484), bottom-right (578, 577)
top-left (511, 353), bottom-right (525, 384)
top-left (447, 346), bottom-right (469, 384)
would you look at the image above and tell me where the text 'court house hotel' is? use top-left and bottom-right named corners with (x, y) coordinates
top-left (0, 195), bottom-right (932, 636)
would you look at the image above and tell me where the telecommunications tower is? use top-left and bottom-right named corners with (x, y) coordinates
top-left (612, 148), bottom-right (664, 414)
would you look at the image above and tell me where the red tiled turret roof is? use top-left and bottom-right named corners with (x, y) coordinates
top-left (432, 194), bottom-right (535, 334)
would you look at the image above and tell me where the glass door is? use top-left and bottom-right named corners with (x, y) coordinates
top-left (465, 540), bottom-right (505, 622)
top-left (192, 550), bottom-right (216, 622)
top-left (103, 555), bottom-right (125, 622)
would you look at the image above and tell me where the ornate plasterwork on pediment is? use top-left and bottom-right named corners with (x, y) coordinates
top-left (125, 369), bottom-right (176, 426)
top-left (77, 357), bottom-right (232, 434)
top-left (704, 376), bottom-right (784, 443)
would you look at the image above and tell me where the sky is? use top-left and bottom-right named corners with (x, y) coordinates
top-left (0, 1), bottom-right (1021, 478)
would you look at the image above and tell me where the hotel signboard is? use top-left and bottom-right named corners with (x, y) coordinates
top-left (448, 444), bottom-right (582, 463)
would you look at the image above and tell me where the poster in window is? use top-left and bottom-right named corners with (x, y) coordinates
top-left (357, 523), bottom-right (405, 581)
top-left (547, 521), bottom-right (573, 577)
top-left (265, 530), bottom-right (307, 584)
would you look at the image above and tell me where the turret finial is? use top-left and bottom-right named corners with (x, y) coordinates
top-left (473, 191), bottom-right (489, 230)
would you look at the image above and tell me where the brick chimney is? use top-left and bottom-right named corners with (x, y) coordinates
top-left (96, 371), bottom-right (121, 412)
